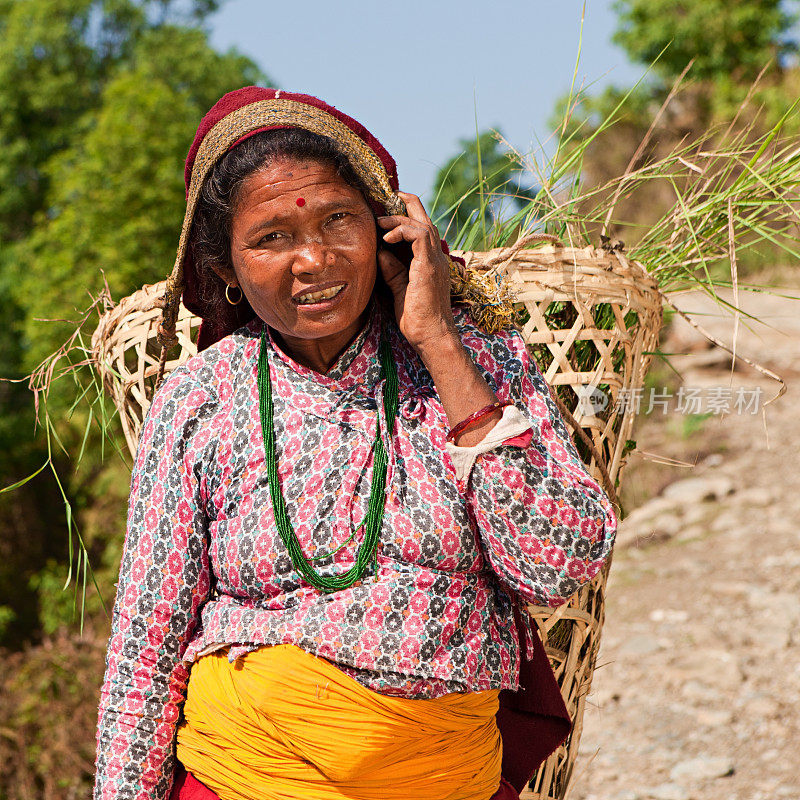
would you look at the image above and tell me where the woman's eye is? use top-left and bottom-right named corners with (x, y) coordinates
top-left (328, 212), bottom-right (348, 223)
top-left (257, 231), bottom-right (281, 245)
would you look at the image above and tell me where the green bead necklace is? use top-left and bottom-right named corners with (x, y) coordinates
top-left (257, 325), bottom-right (399, 593)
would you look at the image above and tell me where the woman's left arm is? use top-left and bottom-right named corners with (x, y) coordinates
top-left (379, 191), bottom-right (617, 607)
top-left (420, 320), bottom-right (617, 607)
top-left (456, 325), bottom-right (618, 607)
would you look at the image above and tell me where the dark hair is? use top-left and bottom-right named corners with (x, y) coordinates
top-left (190, 128), bottom-right (374, 324)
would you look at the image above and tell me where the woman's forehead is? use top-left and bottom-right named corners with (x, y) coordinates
top-left (233, 159), bottom-right (369, 225)
top-left (237, 159), bottom-right (366, 212)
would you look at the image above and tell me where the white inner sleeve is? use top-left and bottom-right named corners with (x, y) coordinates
top-left (444, 405), bottom-right (533, 482)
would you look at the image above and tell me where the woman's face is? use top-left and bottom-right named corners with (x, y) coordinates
top-left (217, 157), bottom-right (379, 370)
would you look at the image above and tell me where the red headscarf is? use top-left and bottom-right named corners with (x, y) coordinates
top-left (183, 87), bottom-right (400, 201)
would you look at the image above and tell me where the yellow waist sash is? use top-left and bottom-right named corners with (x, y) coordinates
top-left (176, 644), bottom-right (502, 800)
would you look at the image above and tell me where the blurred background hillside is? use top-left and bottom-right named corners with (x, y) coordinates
top-left (1, 1), bottom-right (798, 796)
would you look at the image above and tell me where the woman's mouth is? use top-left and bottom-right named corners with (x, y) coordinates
top-left (295, 284), bottom-right (345, 306)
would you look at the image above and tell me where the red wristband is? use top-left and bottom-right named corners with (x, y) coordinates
top-left (446, 401), bottom-right (512, 443)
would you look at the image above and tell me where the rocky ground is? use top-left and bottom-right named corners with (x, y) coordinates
top-left (567, 279), bottom-right (800, 800)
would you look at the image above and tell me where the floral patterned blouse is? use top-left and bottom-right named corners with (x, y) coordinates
top-left (93, 302), bottom-right (617, 800)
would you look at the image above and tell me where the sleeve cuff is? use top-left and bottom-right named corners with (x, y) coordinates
top-left (444, 405), bottom-right (534, 483)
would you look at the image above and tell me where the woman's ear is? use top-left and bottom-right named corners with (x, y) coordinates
top-left (209, 262), bottom-right (238, 287)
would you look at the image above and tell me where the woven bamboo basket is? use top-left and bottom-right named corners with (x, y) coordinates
top-left (90, 244), bottom-right (663, 800)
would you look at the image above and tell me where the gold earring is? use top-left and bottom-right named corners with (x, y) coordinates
top-left (225, 284), bottom-right (243, 305)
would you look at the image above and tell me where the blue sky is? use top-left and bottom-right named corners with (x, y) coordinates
top-left (209, 1), bottom-right (643, 201)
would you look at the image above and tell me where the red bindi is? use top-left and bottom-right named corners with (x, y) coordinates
top-left (296, 197), bottom-right (306, 207)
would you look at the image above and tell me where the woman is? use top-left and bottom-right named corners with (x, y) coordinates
top-left (94, 87), bottom-right (617, 800)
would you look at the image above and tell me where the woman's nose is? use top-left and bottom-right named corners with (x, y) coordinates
top-left (292, 239), bottom-right (332, 275)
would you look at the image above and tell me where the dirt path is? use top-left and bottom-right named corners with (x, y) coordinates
top-left (569, 282), bottom-right (800, 800)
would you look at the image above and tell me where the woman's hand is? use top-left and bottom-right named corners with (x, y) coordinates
top-left (377, 191), bottom-right (459, 356)
top-left (377, 192), bottom-right (501, 447)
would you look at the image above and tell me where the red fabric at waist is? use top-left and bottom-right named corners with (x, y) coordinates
top-left (170, 766), bottom-right (521, 800)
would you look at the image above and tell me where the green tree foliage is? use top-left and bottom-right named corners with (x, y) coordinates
top-left (15, 25), bottom-right (263, 366)
top-left (556, 0), bottom-right (800, 151)
top-left (612, 0), bottom-right (797, 83)
top-left (0, 247), bottom-right (57, 646)
top-left (0, 0), bottom-right (114, 243)
top-left (0, 0), bottom-right (267, 651)
top-left (431, 130), bottom-right (536, 245)
top-left (0, 0), bottom-right (222, 243)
